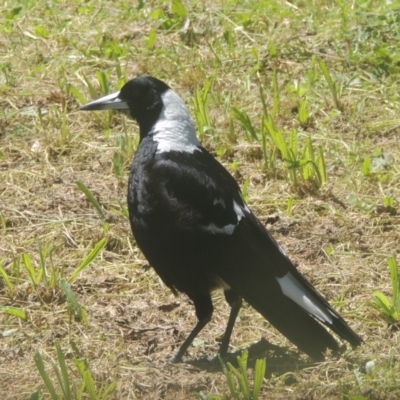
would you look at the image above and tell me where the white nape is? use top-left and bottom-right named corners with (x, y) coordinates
top-left (276, 272), bottom-right (333, 324)
top-left (152, 89), bottom-right (200, 154)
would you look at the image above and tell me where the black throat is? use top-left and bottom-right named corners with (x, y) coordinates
top-left (134, 104), bottom-right (164, 142)
top-left (118, 76), bottom-right (171, 142)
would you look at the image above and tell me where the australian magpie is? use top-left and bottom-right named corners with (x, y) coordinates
top-left (80, 76), bottom-right (362, 362)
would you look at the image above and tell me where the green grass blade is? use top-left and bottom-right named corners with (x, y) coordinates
top-left (317, 146), bottom-right (327, 185)
top-left (116, 59), bottom-right (127, 86)
top-left (34, 352), bottom-right (59, 400)
top-left (288, 129), bottom-right (297, 155)
top-left (388, 256), bottom-right (399, 312)
top-left (287, 197), bottom-right (294, 215)
top-left (218, 356), bottom-right (238, 399)
top-left (21, 253), bottom-right (38, 287)
top-left (264, 120), bottom-right (288, 158)
top-left (147, 28), bottom-right (157, 50)
top-left (362, 157), bottom-right (372, 177)
top-left (112, 152), bottom-right (124, 179)
top-left (118, 201), bottom-right (129, 218)
top-left (54, 340), bottom-right (72, 400)
top-left (37, 240), bottom-right (48, 286)
top-left (301, 137), bottom-right (315, 181)
top-left (228, 363), bottom-right (249, 399)
top-left (83, 369), bottom-right (97, 400)
top-left (68, 238), bottom-right (107, 283)
top-left (96, 70), bottom-right (110, 95)
top-left (59, 279), bottom-right (85, 322)
top-left (260, 116), bottom-right (269, 168)
top-left (298, 98), bottom-right (309, 127)
top-left (72, 382), bottom-right (78, 400)
top-left (272, 68), bottom-right (280, 118)
top-left (73, 357), bottom-right (87, 377)
top-left (373, 291), bottom-right (393, 317)
top-left (59, 279), bottom-right (78, 306)
top-left (236, 350), bottom-right (250, 397)
top-left (172, 0), bottom-right (188, 19)
top-left (259, 85), bottom-right (269, 118)
top-left (0, 212), bottom-right (6, 234)
top-left (28, 391), bottom-right (42, 400)
top-left (101, 382), bottom-right (117, 399)
top-left (48, 249), bottom-right (60, 290)
top-left (70, 339), bottom-right (85, 359)
top-left (1, 306), bottom-right (28, 321)
top-left (241, 177), bottom-right (250, 204)
top-left (253, 358), bottom-right (266, 400)
top-left (192, 77), bottom-right (214, 140)
top-left (68, 84), bottom-right (86, 105)
top-left (76, 180), bottom-right (107, 220)
top-left (82, 72), bottom-right (99, 99)
top-left (0, 261), bottom-right (14, 291)
top-left (232, 107), bottom-right (258, 141)
top-left (51, 365), bottom-right (65, 400)
top-left (318, 58), bottom-right (340, 109)
top-left (201, 76), bottom-right (214, 103)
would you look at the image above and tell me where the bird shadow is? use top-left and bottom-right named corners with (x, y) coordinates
top-left (184, 338), bottom-right (319, 377)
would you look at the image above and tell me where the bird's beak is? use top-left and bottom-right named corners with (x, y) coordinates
top-left (80, 91), bottom-right (130, 111)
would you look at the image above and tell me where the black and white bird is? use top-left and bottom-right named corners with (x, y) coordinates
top-left (80, 76), bottom-right (362, 362)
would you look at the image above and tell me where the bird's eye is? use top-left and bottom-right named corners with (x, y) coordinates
top-left (131, 90), bottom-right (140, 98)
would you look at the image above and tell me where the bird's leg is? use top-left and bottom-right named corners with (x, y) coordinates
top-left (219, 289), bottom-right (242, 356)
top-left (171, 294), bottom-right (213, 363)
top-left (170, 314), bottom-right (211, 363)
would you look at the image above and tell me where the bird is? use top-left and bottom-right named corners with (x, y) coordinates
top-left (80, 76), bottom-right (362, 362)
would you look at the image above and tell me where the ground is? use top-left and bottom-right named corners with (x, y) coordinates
top-left (1, 1), bottom-right (400, 399)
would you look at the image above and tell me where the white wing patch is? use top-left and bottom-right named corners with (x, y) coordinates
top-left (278, 244), bottom-right (287, 256)
top-left (214, 198), bottom-right (226, 207)
top-left (238, 193), bottom-right (250, 213)
top-left (233, 200), bottom-right (245, 220)
top-left (201, 199), bottom-right (246, 235)
top-left (276, 272), bottom-right (333, 324)
top-left (203, 222), bottom-right (237, 235)
top-left (152, 89), bottom-right (200, 154)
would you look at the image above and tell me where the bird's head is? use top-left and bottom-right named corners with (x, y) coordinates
top-left (80, 76), bottom-right (199, 152)
top-left (80, 76), bottom-right (169, 137)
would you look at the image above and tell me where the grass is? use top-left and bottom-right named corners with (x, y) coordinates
top-left (33, 339), bottom-right (116, 400)
top-left (1, 0), bottom-right (400, 398)
top-left (372, 256), bottom-right (400, 322)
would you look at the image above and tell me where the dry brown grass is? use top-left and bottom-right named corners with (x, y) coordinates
top-left (1, 1), bottom-right (400, 399)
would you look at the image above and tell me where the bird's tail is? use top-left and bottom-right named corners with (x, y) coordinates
top-left (232, 269), bottom-right (361, 360)
top-left (215, 216), bottom-right (362, 360)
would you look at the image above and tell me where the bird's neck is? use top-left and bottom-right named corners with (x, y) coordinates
top-left (147, 90), bottom-right (200, 154)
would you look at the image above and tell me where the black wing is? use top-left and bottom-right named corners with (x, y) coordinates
top-left (149, 147), bottom-right (247, 234)
top-left (130, 144), bottom-right (362, 359)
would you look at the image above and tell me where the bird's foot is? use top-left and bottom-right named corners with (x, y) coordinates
top-left (169, 353), bottom-right (182, 363)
